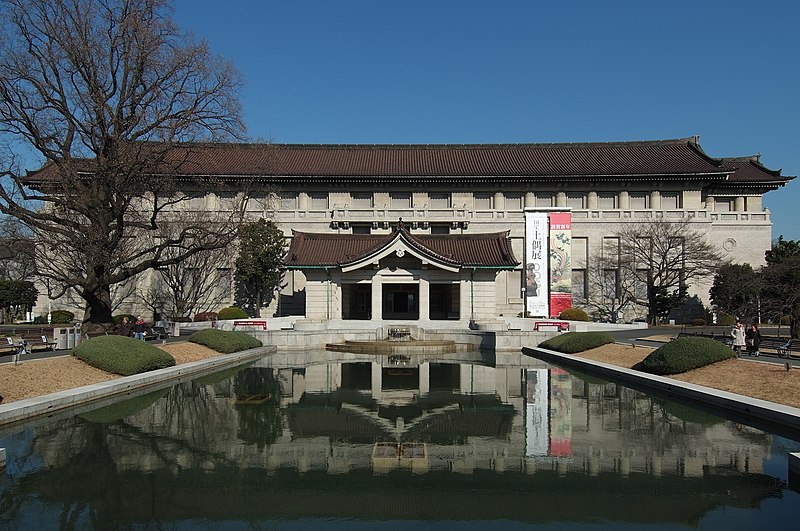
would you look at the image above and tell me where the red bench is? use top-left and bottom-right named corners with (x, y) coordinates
top-left (533, 321), bottom-right (570, 332)
top-left (233, 320), bottom-right (268, 331)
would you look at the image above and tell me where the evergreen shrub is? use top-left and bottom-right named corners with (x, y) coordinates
top-left (218, 306), bottom-right (248, 320)
top-left (558, 308), bottom-right (590, 321)
top-left (538, 331), bottom-right (615, 353)
top-left (73, 336), bottom-right (176, 376)
top-left (50, 309), bottom-right (75, 323)
top-left (188, 328), bottom-right (262, 353)
top-left (634, 337), bottom-right (735, 375)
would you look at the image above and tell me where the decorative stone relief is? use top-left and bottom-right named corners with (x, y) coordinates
top-left (723, 238), bottom-right (736, 252)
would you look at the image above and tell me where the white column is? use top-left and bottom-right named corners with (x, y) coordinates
top-left (650, 190), bottom-right (661, 210)
top-left (418, 278), bottom-right (430, 320)
top-left (524, 192), bottom-right (535, 208)
top-left (735, 196), bottom-right (746, 212)
top-left (371, 274), bottom-right (382, 320)
top-left (587, 191), bottom-right (598, 210)
top-left (619, 190), bottom-right (630, 210)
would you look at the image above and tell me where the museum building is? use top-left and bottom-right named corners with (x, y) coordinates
top-left (31, 136), bottom-right (795, 323)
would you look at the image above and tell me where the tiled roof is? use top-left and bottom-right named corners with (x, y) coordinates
top-left (26, 137), bottom-right (794, 185)
top-left (720, 156), bottom-right (792, 185)
top-left (286, 223), bottom-right (518, 269)
top-left (161, 137), bottom-right (729, 178)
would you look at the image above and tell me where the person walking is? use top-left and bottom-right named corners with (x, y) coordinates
top-left (118, 316), bottom-right (132, 337)
top-left (133, 316), bottom-right (147, 340)
top-left (745, 322), bottom-right (762, 357)
top-left (730, 319), bottom-right (746, 356)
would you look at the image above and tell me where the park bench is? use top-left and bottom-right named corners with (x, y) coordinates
top-left (21, 334), bottom-right (58, 351)
top-left (775, 339), bottom-right (800, 359)
top-left (3, 337), bottom-right (31, 365)
top-left (233, 320), bottom-right (268, 331)
top-left (533, 321), bottom-right (570, 332)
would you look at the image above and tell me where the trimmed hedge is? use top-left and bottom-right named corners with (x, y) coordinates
top-left (634, 336), bottom-right (735, 375)
top-left (558, 308), bottom-right (590, 321)
top-left (50, 309), bottom-right (75, 323)
top-left (188, 328), bottom-right (262, 353)
top-left (218, 306), bottom-right (248, 320)
top-left (73, 336), bottom-right (176, 376)
top-left (194, 311), bottom-right (218, 322)
top-left (538, 331), bottom-right (615, 353)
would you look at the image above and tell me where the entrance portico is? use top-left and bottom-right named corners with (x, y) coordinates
top-left (285, 221), bottom-right (518, 322)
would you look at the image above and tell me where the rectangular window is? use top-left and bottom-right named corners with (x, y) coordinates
top-left (572, 269), bottom-right (586, 301)
top-left (573, 237), bottom-right (588, 266)
top-left (505, 193), bottom-right (523, 210)
top-left (714, 198), bottom-right (732, 212)
top-left (352, 224), bottom-right (371, 235)
top-left (390, 192), bottom-right (412, 209)
top-left (603, 237), bottom-right (620, 266)
top-left (603, 269), bottom-right (619, 300)
top-left (216, 268), bottom-right (232, 300)
top-left (429, 192), bottom-right (451, 209)
top-left (473, 193), bottom-right (493, 209)
top-left (309, 192), bottom-right (328, 210)
top-left (661, 192), bottom-right (680, 210)
top-left (351, 192), bottom-right (373, 208)
top-left (629, 193), bottom-right (649, 209)
top-left (566, 193), bottom-right (584, 209)
top-left (431, 224), bottom-right (450, 235)
top-left (535, 193), bottom-right (553, 208)
top-left (597, 193), bottom-right (617, 209)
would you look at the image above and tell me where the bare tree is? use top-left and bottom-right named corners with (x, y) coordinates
top-left (616, 218), bottom-right (724, 325)
top-left (140, 243), bottom-right (234, 321)
top-left (0, 0), bottom-right (247, 326)
top-left (580, 251), bottom-right (638, 323)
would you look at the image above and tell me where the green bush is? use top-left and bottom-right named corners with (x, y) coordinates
top-left (690, 319), bottom-right (707, 327)
top-left (73, 336), bottom-right (176, 376)
top-left (558, 308), bottom-right (590, 321)
top-left (218, 306), bottom-right (248, 320)
top-left (50, 309), bottom-right (75, 323)
top-left (538, 331), bottom-right (615, 353)
top-left (717, 313), bottom-right (736, 326)
top-left (188, 328), bottom-right (262, 353)
top-left (634, 337), bottom-right (735, 375)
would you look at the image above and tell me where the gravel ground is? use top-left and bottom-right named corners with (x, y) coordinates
top-left (1, 341), bottom-right (799, 410)
top-left (0, 342), bottom-right (224, 404)
top-left (574, 343), bottom-right (800, 409)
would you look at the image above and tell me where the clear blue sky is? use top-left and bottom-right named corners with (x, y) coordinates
top-left (174, 0), bottom-right (800, 240)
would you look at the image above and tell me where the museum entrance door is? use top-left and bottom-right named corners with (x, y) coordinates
top-left (381, 284), bottom-right (419, 320)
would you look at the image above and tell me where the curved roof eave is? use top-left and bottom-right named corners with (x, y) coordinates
top-left (341, 232), bottom-right (461, 273)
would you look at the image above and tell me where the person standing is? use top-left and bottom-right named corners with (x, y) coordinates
top-left (730, 319), bottom-right (746, 356)
top-left (133, 316), bottom-right (147, 340)
top-left (745, 323), bottom-right (762, 357)
top-left (119, 316), bottom-right (132, 337)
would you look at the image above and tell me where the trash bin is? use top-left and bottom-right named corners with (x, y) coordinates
top-left (54, 327), bottom-right (69, 350)
top-left (54, 326), bottom-right (81, 349)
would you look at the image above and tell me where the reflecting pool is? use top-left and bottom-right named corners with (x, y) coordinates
top-left (1, 349), bottom-right (799, 530)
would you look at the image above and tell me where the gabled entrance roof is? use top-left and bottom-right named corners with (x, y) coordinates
top-left (285, 221), bottom-right (519, 271)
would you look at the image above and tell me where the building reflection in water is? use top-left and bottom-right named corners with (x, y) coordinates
top-left (0, 350), bottom-right (795, 528)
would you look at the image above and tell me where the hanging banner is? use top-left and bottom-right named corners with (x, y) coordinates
top-left (524, 212), bottom-right (549, 317)
top-left (548, 211), bottom-right (572, 318)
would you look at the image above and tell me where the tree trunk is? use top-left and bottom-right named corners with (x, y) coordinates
top-left (83, 284), bottom-right (114, 325)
